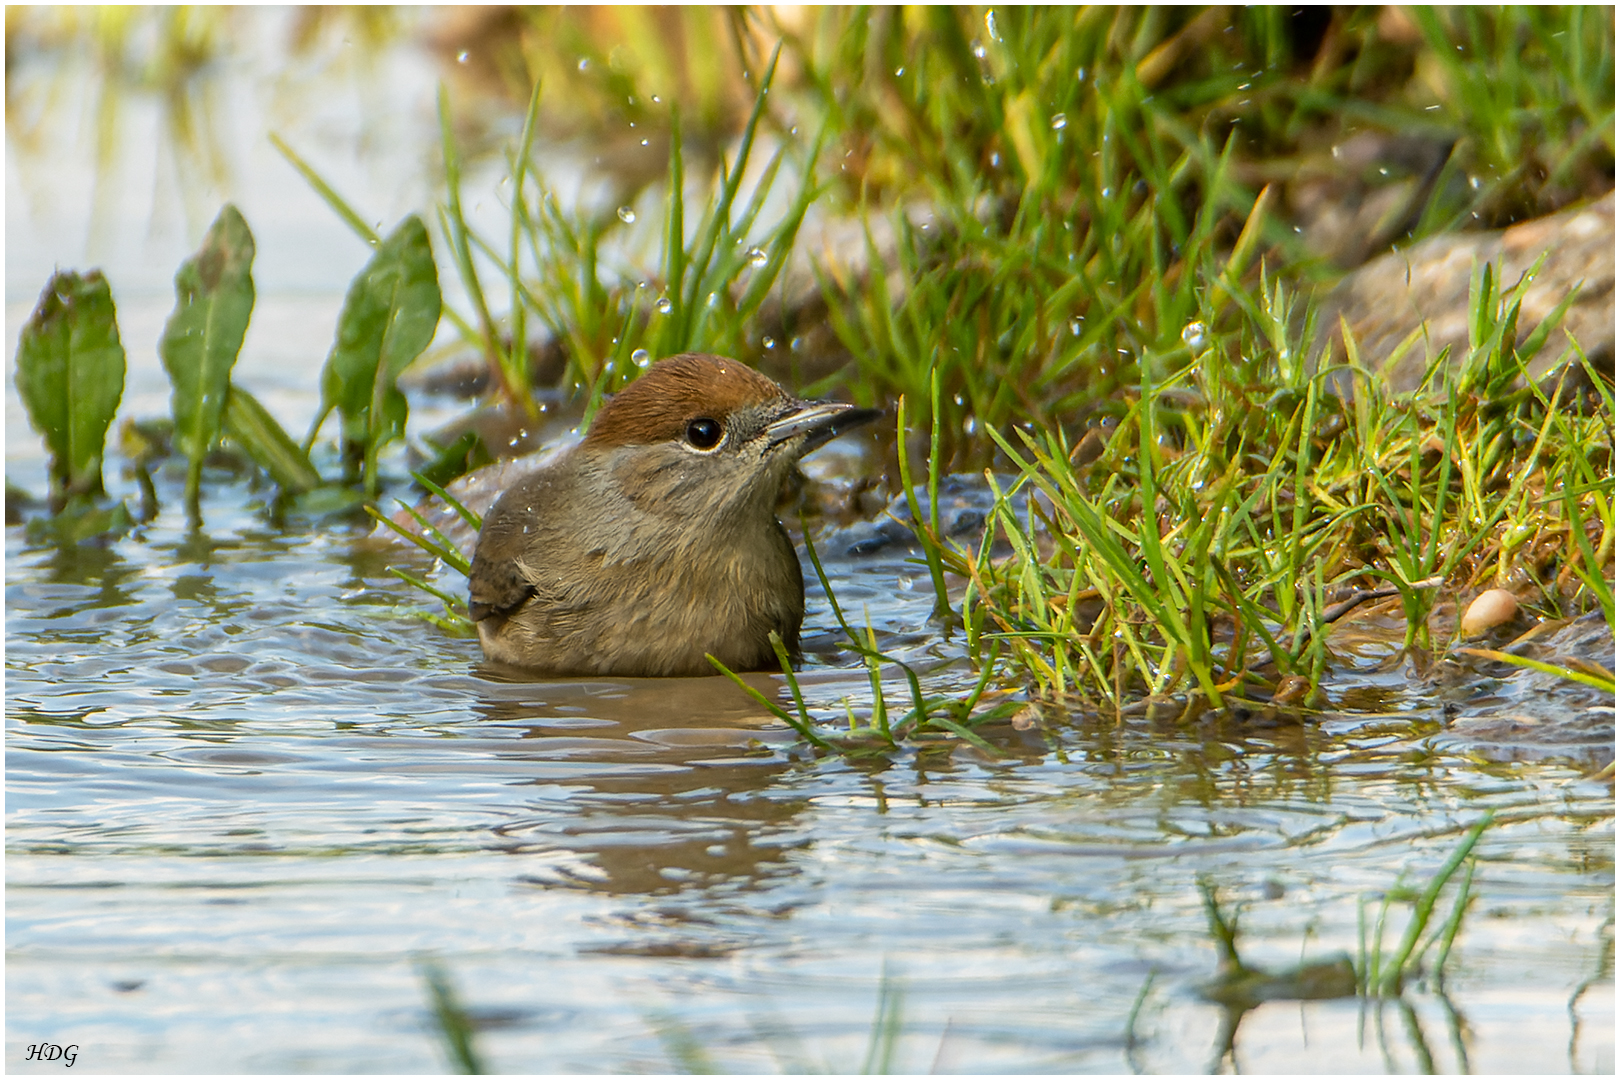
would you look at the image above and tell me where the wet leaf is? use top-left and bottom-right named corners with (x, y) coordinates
top-left (160, 204), bottom-right (256, 521)
top-left (318, 214), bottom-right (442, 496)
top-left (223, 385), bottom-right (321, 495)
top-left (14, 270), bottom-right (127, 511)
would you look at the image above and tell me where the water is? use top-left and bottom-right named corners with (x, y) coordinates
top-left (7, 439), bottom-right (1614, 1072)
top-left (6, 12), bottom-right (1614, 1075)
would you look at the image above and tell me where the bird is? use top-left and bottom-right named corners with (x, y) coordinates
top-left (467, 352), bottom-right (880, 677)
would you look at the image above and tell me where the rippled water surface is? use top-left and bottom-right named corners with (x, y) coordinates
top-left (6, 451), bottom-right (1615, 1072)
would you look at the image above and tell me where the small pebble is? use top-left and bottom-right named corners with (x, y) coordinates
top-left (1461, 589), bottom-right (1518, 636)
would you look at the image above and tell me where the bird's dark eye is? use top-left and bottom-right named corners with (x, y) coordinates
top-left (685, 417), bottom-right (723, 449)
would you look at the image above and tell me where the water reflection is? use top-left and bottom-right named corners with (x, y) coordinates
top-left (6, 470), bottom-right (1614, 1071)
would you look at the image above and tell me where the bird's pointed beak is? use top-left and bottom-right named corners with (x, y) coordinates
top-left (765, 400), bottom-right (882, 456)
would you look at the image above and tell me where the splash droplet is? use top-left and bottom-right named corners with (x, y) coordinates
top-left (617, 206), bottom-right (636, 224)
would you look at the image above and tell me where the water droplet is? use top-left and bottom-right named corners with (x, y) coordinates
top-left (456, 50), bottom-right (469, 64)
top-left (898, 574), bottom-right (916, 592)
top-left (1069, 317), bottom-right (1082, 336)
top-left (790, 126), bottom-right (799, 136)
top-left (990, 151), bottom-right (1000, 167)
top-left (1469, 176), bottom-right (1481, 190)
top-left (1181, 320), bottom-right (1207, 351)
top-left (651, 95), bottom-right (661, 103)
top-left (919, 222), bottom-right (930, 231)
top-left (895, 66), bottom-right (905, 77)
top-left (641, 139), bottom-right (649, 147)
top-left (706, 292), bottom-right (719, 308)
top-left (962, 416), bottom-right (979, 436)
top-left (746, 246), bottom-right (768, 267)
top-left (617, 206), bottom-right (636, 224)
top-left (577, 57), bottom-right (590, 71)
top-left (971, 39), bottom-right (986, 59)
top-left (656, 296), bottom-right (672, 314)
top-left (763, 337), bottom-right (776, 349)
top-left (985, 9), bottom-right (1001, 41)
top-left (1101, 187), bottom-right (1111, 198)
top-left (1051, 113), bottom-right (1067, 130)
top-left (952, 393), bottom-right (965, 406)
top-left (631, 348), bottom-right (651, 368)
top-left (790, 336), bottom-right (804, 352)
top-left (1076, 66), bottom-right (1086, 81)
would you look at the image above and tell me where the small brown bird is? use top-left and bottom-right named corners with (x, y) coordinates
top-left (467, 353), bottom-right (879, 676)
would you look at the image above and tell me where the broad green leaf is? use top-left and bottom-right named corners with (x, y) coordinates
top-left (159, 204), bottom-right (257, 520)
top-left (318, 214), bottom-right (442, 495)
top-left (14, 270), bottom-right (127, 510)
top-left (223, 385), bottom-right (321, 494)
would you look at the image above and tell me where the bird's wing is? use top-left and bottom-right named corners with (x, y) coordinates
top-left (467, 502), bottom-right (539, 622)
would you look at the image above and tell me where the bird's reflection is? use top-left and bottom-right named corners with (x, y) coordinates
top-left (466, 667), bottom-right (813, 906)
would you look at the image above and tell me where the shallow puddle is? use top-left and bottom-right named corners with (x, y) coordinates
top-left (6, 431), bottom-right (1614, 1072)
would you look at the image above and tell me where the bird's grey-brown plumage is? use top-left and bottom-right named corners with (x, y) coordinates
top-left (468, 353), bottom-right (877, 677)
